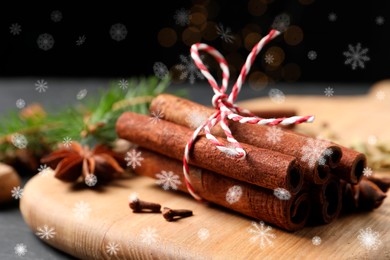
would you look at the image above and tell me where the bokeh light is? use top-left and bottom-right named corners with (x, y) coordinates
top-left (282, 63), bottom-right (301, 82)
top-left (284, 25), bottom-right (303, 46)
top-left (248, 0), bottom-right (267, 16)
top-left (158, 28), bottom-right (177, 47)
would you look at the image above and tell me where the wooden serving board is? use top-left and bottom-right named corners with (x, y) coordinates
top-left (20, 81), bottom-right (390, 259)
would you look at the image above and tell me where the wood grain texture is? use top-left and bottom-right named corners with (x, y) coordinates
top-left (20, 82), bottom-right (390, 259)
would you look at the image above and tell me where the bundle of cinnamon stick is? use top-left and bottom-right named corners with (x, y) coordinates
top-left (116, 94), bottom-right (389, 231)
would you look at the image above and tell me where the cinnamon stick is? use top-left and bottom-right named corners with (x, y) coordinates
top-left (116, 112), bottom-right (303, 194)
top-left (150, 94), bottom-right (342, 184)
top-left (135, 148), bottom-right (311, 231)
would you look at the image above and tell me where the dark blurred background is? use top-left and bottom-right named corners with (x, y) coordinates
top-left (0, 0), bottom-right (389, 85)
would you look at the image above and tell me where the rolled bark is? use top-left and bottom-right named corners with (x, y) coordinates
top-left (116, 112), bottom-right (303, 194)
top-left (135, 148), bottom-right (311, 231)
top-left (332, 149), bottom-right (366, 184)
top-left (150, 94), bottom-right (343, 184)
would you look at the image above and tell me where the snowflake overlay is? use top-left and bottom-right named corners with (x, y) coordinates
top-left (248, 221), bottom-right (276, 249)
top-left (198, 228), bottom-right (210, 241)
top-left (77, 89), bottom-right (88, 100)
top-left (268, 88), bottom-right (285, 104)
top-left (10, 23), bottom-right (22, 35)
top-left (153, 62), bottom-right (169, 79)
top-left (226, 185), bottom-right (243, 204)
top-left (176, 55), bottom-right (204, 84)
top-left (85, 174), bottom-right (98, 187)
top-left (186, 111), bottom-right (209, 130)
top-left (37, 33), bottom-right (54, 51)
top-left (376, 90), bottom-right (385, 101)
top-left (38, 164), bottom-right (51, 176)
top-left (368, 135), bottom-right (377, 145)
top-left (363, 167), bottom-right (373, 177)
top-left (72, 201), bottom-right (91, 220)
top-left (375, 16), bottom-right (385, 26)
top-left (76, 35), bottom-right (86, 46)
top-left (63, 137), bottom-right (72, 148)
top-left (16, 99), bottom-right (26, 109)
top-left (216, 23), bottom-right (235, 43)
top-left (273, 188), bottom-right (291, 200)
top-left (106, 241), bottom-right (120, 256)
top-left (156, 171), bottom-right (182, 190)
top-left (301, 138), bottom-right (333, 168)
top-left (149, 110), bottom-right (164, 124)
top-left (14, 243), bottom-right (27, 256)
top-left (308, 50), bottom-right (317, 60)
top-left (272, 13), bottom-right (290, 32)
top-left (312, 236), bottom-right (321, 246)
top-left (266, 126), bottom-right (283, 144)
top-left (343, 43), bottom-right (370, 70)
top-left (324, 87), bottom-right (334, 97)
top-left (140, 227), bottom-right (158, 245)
top-left (125, 149), bottom-right (144, 169)
top-left (51, 10), bottom-right (62, 22)
top-left (11, 186), bottom-right (23, 200)
top-left (357, 227), bottom-right (382, 251)
top-left (174, 8), bottom-right (190, 26)
top-left (118, 79), bottom-right (128, 90)
top-left (328, 12), bottom-right (337, 22)
top-left (110, 23), bottom-right (127, 41)
top-left (264, 54), bottom-right (274, 64)
top-left (35, 79), bottom-right (48, 93)
top-left (11, 133), bottom-right (28, 149)
top-left (36, 225), bottom-right (56, 240)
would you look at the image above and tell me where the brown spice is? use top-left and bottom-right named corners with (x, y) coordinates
top-left (128, 194), bottom-right (161, 213)
top-left (162, 207), bottom-right (193, 221)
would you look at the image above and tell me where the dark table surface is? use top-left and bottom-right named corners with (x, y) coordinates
top-left (0, 78), bottom-right (372, 259)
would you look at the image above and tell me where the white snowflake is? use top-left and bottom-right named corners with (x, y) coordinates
top-left (110, 23), bottom-right (127, 41)
top-left (226, 185), bottom-right (243, 204)
top-left (35, 79), bottom-right (48, 93)
top-left (11, 133), bottom-right (28, 149)
top-left (324, 87), bottom-right (334, 97)
top-left (125, 149), bottom-right (144, 169)
top-left (328, 12), bottom-right (337, 22)
top-left (312, 236), bottom-right (321, 246)
top-left (248, 221), bottom-right (276, 249)
top-left (62, 137), bottom-right (72, 148)
top-left (36, 225), bottom-right (56, 240)
top-left (301, 138), bottom-right (333, 168)
top-left (363, 167), bottom-right (373, 177)
top-left (38, 164), bottom-right (51, 177)
top-left (128, 192), bottom-right (139, 203)
top-left (367, 135), bottom-right (377, 145)
top-left (85, 174), bottom-right (98, 187)
top-left (14, 243), bottom-right (27, 256)
top-left (176, 55), bottom-right (204, 84)
top-left (50, 10), bottom-right (62, 22)
top-left (216, 23), bottom-right (235, 43)
top-left (343, 43), bottom-right (370, 70)
top-left (268, 88), bottom-right (285, 104)
top-left (76, 35), bottom-right (86, 46)
top-left (375, 16), bottom-right (385, 26)
top-left (11, 186), bottom-right (23, 200)
top-left (155, 170), bottom-right (182, 190)
top-left (357, 227), bottom-right (382, 251)
top-left (72, 201), bottom-right (91, 220)
top-left (16, 99), bottom-right (26, 109)
top-left (198, 228), bottom-right (210, 241)
top-left (37, 33), bottom-right (55, 51)
top-left (149, 110), bottom-right (164, 124)
top-left (10, 23), bottom-right (22, 35)
top-left (153, 62), bottom-right (169, 79)
top-left (140, 227), bottom-right (158, 245)
top-left (106, 241), bottom-right (120, 256)
top-left (265, 126), bottom-right (283, 144)
top-left (186, 111), bottom-right (209, 129)
top-left (174, 8), bottom-right (190, 26)
top-left (264, 54), bottom-right (274, 64)
top-left (221, 144), bottom-right (241, 158)
top-left (76, 89), bottom-right (88, 100)
top-left (308, 50), bottom-right (317, 60)
top-left (118, 79), bottom-right (128, 90)
top-left (376, 90), bottom-right (385, 101)
top-left (273, 188), bottom-right (291, 200)
top-left (272, 13), bottom-right (290, 32)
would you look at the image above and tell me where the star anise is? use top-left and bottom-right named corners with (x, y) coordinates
top-left (41, 142), bottom-right (126, 185)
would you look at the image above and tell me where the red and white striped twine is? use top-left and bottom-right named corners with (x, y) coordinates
top-left (183, 29), bottom-right (315, 201)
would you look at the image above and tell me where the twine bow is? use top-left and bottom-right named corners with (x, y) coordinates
top-left (182, 29), bottom-right (315, 200)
